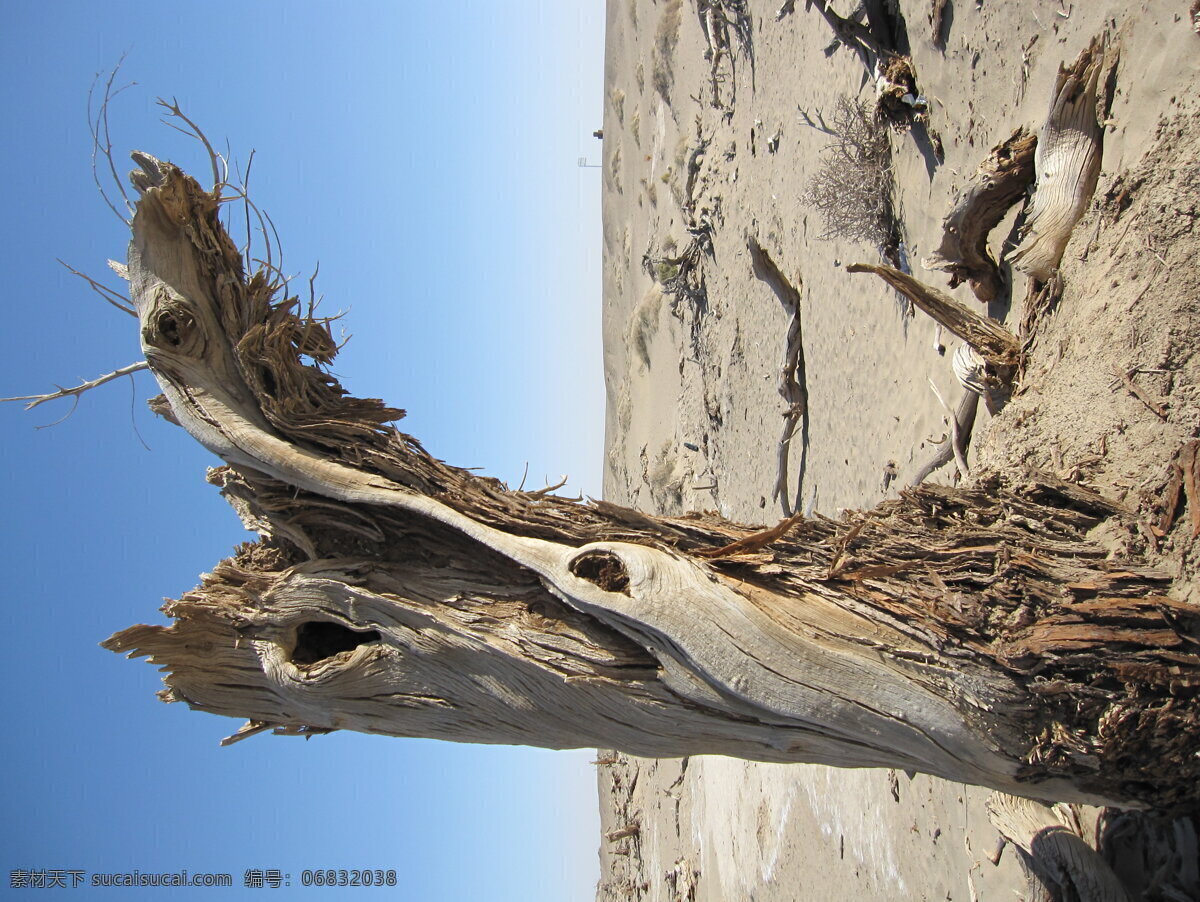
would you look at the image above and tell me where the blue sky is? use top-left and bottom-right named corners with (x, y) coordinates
top-left (1, 2), bottom-right (607, 898)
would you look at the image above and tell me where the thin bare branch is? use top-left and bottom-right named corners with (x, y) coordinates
top-left (87, 55), bottom-right (137, 223)
top-left (2, 361), bottom-right (149, 412)
top-left (529, 475), bottom-right (569, 496)
top-left (262, 207), bottom-right (285, 288)
top-left (156, 97), bottom-right (223, 193)
top-left (238, 150), bottom-right (257, 267)
top-left (57, 259), bottom-right (137, 317)
top-left (306, 261), bottom-right (322, 319)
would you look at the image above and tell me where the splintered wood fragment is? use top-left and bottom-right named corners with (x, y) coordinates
top-left (1180, 440), bottom-right (1200, 539)
top-left (847, 263), bottom-right (1021, 369)
top-left (1011, 37), bottom-right (1108, 279)
top-left (1157, 459), bottom-right (1185, 537)
top-left (1019, 273), bottom-right (1064, 345)
top-left (835, 562), bottom-right (914, 581)
top-left (697, 513), bottom-right (803, 558)
top-left (220, 720), bottom-right (273, 746)
top-left (924, 128), bottom-right (1037, 302)
top-left (1115, 368), bottom-right (1167, 419)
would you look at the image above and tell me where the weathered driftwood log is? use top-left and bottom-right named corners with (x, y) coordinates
top-left (846, 263), bottom-right (1022, 369)
top-left (986, 793), bottom-right (1132, 902)
top-left (103, 155), bottom-right (1200, 811)
top-left (924, 127), bottom-right (1037, 303)
top-left (1011, 37), bottom-right (1108, 280)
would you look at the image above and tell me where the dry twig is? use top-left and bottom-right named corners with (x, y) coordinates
top-left (1112, 368), bottom-right (1168, 419)
top-left (1, 361), bottom-right (150, 421)
top-left (57, 259), bottom-right (136, 317)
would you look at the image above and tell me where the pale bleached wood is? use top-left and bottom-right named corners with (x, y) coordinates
top-left (102, 153), bottom-right (1200, 812)
top-left (1011, 38), bottom-right (1108, 280)
top-left (924, 128), bottom-right (1037, 302)
top-left (986, 793), bottom-right (1132, 901)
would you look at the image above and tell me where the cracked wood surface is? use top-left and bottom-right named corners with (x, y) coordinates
top-left (104, 154), bottom-right (1199, 811)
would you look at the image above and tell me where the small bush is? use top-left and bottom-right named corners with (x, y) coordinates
top-left (640, 178), bottom-right (657, 207)
top-left (608, 146), bottom-right (622, 193)
top-left (610, 88), bottom-right (626, 125)
top-left (655, 261), bottom-right (680, 283)
top-left (653, 0), bottom-right (683, 103)
top-left (802, 97), bottom-right (901, 254)
top-left (629, 287), bottom-right (665, 369)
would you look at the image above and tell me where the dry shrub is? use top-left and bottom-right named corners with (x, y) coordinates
top-left (802, 97), bottom-right (901, 255)
top-left (653, 0), bottom-right (683, 103)
top-left (629, 287), bottom-right (665, 369)
top-left (610, 88), bottom-right (626, 124)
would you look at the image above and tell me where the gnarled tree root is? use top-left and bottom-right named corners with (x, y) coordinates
top-left (924, 128), bottom-right (1037, 302)
top-left (986, 793), bottom-right (1132, 902)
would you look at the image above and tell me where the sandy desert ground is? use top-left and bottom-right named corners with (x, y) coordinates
top-left (595, 1), bottom-right (1200, 899)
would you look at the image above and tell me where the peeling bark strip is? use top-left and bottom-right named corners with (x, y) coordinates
top-left (924, 128), bottom-right (1037, 303)
top-left (846, 263), bottom-right (1022, 369)
top-left (105, 155), bottom-right (1199, 811)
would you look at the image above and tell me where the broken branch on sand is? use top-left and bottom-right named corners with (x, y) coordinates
top-left (985, 793), bottom-right (1134, 902)
top-left (1113, 367), bottom-right (1168, 419)
top-left (910, 390), bottom-right (980, 486)
top-left (748, 237), bottom-right (808, 516)
top-left (846, 263), bottom-right (1022, 370)
top-left (799, 1), bottom-right (929, 128)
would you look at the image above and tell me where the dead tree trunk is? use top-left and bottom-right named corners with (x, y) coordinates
top-left (103, 155), bottom-right (1199, 811)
